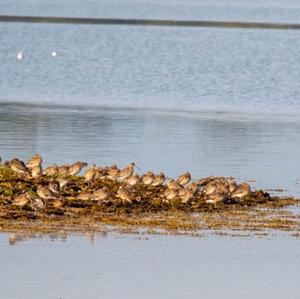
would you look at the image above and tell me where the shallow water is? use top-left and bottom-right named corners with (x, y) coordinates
top-left (1, 22), bottom-right (300, 115)
top-left (1, 232), bottom-right (300, 299)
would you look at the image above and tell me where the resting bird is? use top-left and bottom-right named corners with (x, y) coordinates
top-left (177, 171), bottom-right (191, 186)
top-left (231, 183), bottom-right (251, 199)
top-left (152, 172), bottom-right (166, 187)
top-left (10, 159), bottom-right (29, 176)
top-left (118, 163), bottom-right (135, 181)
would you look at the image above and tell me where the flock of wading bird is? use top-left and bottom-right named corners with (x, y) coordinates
top-left (0, 154), bottom-right (252, 212)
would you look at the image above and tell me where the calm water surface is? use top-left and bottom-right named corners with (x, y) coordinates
top-left (2, 0), bottom-right (300, 23)
top-left (1, 104), bottom-right (300, 196)
top-left (1, 232), bottom-right (300, 299)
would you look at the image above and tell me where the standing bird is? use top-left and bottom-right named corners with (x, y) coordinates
top-left (117, 186), bottom-right (132, 204)
top-left (36, 185), bottom-right (55, 200)
top-left (68, 162), bottom-right (87, 176)
top-left (84, 164), bottom-right (97, 184)
top-left (177, 171), bottom-right (191, 186)
top-left (205, 192), bottom-right (226, 208)
top-left (30, 197), bottom-right (45, 212)
top-left (26, 154), bottom-right (42, 169)
top-left (228, 178), bottom-right (237, 193)
top-left (49, 180), bottom-right (60, 194)
top-left (118, 163), bottom-right (135, 181)
top-left (56, 176), bottom-right (70, 190)
top-left (31, 165), bottom-right (42, 178)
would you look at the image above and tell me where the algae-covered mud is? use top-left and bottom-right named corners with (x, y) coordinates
top-left (0, 154), bottom-right (299, 236)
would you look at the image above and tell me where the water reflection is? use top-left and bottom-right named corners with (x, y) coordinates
top-left (7, 231), bottom-right (107, 246)
top-left (1, 231), bottom-right (300, 299)
top-left (1, 103), bottom-right (300, 195)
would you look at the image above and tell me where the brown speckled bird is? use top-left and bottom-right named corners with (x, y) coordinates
top-left (26, 154), bottom-right (42, 169)
top-left (152, 172), bottom-right (166, 187)
top-left (118, 163), bottom-right (135, 181)
top-left (231, 183), bottom-right (251, 199)
top-left (206, 192), bottom-right (226, 207)
top-left (36, 185), bottom-right (55, 200)
top-left (94, 168), bottom-right (104, 180)
top-left (43, 164), bottom-right (59, 176)
top-left (68, 162), bottom-right (88, 176)
top-left (106, 164), bottom-right (120, 179)
top-left (84, 165), bottom-right (97, 184)
top-left (76, 191), bottom-right (93, 201)
top-left (179, 189), bottom-right (194, 204)
top-left (31, 165), bottom-right (42, 178)
top-left (30, 197), bottom-right (45, 211)
top-left (164, 189), bottom-right (178, 201)
top-left (126, 174), bottom-right (140, 186)
top-left (92, 186), bottom-right (109, 201)
top-left (177, 171), bottom-right (191, 186)
top-left (58, 164), bottom-right (70, 176)
top-left (186, 182), bottom-right (198, 193)
top-left (53, 198), bottom-right (63, 209)
top-left (117, 186), bottom-right (132, 204)
top-left (203, 181), bottom-right (218, 195)
top-left (142, 172), bottom-right (155, 185)
top-left (196, 176), bottom-right (214, 187)
top-left (228, 178), bottom-right (237, 193)
top-left (10, 158), bottom-right (28, 175)
top-left (167, 179), bottom-right (181, 190)
top-left (56, 176), bottom-right (70, 189)
top-left (12, 193), bottom-right (30, 207)
top-left (49, 180), bottom-right (60, 194)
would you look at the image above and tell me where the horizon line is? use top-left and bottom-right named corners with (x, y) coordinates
top-left (1, 15), bottom-right (300, 30)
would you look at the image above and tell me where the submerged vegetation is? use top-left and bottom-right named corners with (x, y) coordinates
top-left (0, 154), bottom-right (299, 236)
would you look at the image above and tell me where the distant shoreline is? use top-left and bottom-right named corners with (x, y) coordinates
top-left (1, 15), bottom-right (300, 30)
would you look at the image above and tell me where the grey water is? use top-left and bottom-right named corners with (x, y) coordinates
top-left (2, 0), bottom-right (300, 23)
top-left (1, 1), bottom-right (300, 298)
top-left (1, 232), bottom-right (300, 299)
